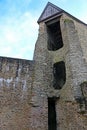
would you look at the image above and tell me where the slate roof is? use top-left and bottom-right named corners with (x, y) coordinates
top-left (37, 2), bottom-right (87, 26)
top-left (37, 2), bottom-right (63, 23)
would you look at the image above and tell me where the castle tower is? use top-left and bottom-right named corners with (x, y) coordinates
top-left (0, 2), bottom-right (87, 130)
top-left (32, 2), bottom-right (87, 130)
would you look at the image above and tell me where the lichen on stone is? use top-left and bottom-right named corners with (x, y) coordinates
top-left (64, 19), bottom-right (73, 23)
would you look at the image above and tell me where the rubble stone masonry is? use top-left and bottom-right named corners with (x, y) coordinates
top-left (0, 11), bottom-right (87, 130)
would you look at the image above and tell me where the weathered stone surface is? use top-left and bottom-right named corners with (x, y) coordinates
top-left (0, 3), bottom-right (87, 130)
top-left (0, 57), bottom-right (34, 130)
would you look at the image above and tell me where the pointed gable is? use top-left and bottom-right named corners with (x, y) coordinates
top-left (37, 2), bottom-right (63, 23)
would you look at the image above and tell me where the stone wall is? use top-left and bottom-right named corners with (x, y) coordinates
top-left (0, 57), bottom-right (34, 130)
top-left (61, 13), bottom-right (87, 63)
top-left (33, 14), bottom-right (87, 130)
top-left (60, 15), bottom-right (87, 97)
top-left (0, 12), bottom-right (87, 130)
top-left (32, 14), bottom-right (87, 130)
top-left (56, 14), bottom-right (87, 130)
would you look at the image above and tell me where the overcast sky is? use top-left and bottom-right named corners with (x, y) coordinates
top-left (0, 0), bottom-right (87, 60)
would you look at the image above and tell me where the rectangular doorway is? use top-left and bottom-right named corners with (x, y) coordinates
top-left (48, 98), bottom-right (57, 130)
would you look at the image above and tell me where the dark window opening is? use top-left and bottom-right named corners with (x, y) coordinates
top-left (47, 21), bottom-right (63, 51)
top-left (48, 98), bottom-right (57, 130)
top-left (53, 61), bottom-right (66, 89)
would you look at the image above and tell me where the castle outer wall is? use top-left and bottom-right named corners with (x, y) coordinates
top-left (0, 6), bottom-right (87, 130)
top-left (0, 57), bottom-right (34, 130)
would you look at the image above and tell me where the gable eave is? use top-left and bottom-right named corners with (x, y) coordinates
top-left (37, 11), bottom-right (63, 24)
top-left (37, 2), bottom-right (63, 23)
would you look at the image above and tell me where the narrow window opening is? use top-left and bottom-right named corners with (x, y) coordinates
top-left (53, 61), bottom-right (66, 89)
top-left (48, 98), bottom-right (57, 130)
top-left (47, 21), bottom-right (63, 51)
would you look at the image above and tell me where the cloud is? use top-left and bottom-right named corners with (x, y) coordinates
top-left (0, 9), bottom-right (38, 60)
top-left (0, 0), bottom-right (40, 60)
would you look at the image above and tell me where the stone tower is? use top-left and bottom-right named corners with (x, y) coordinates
top-left (33, 2), bottom-right (87, 130)
top-left (0, 2), bottom-right (87, 130)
